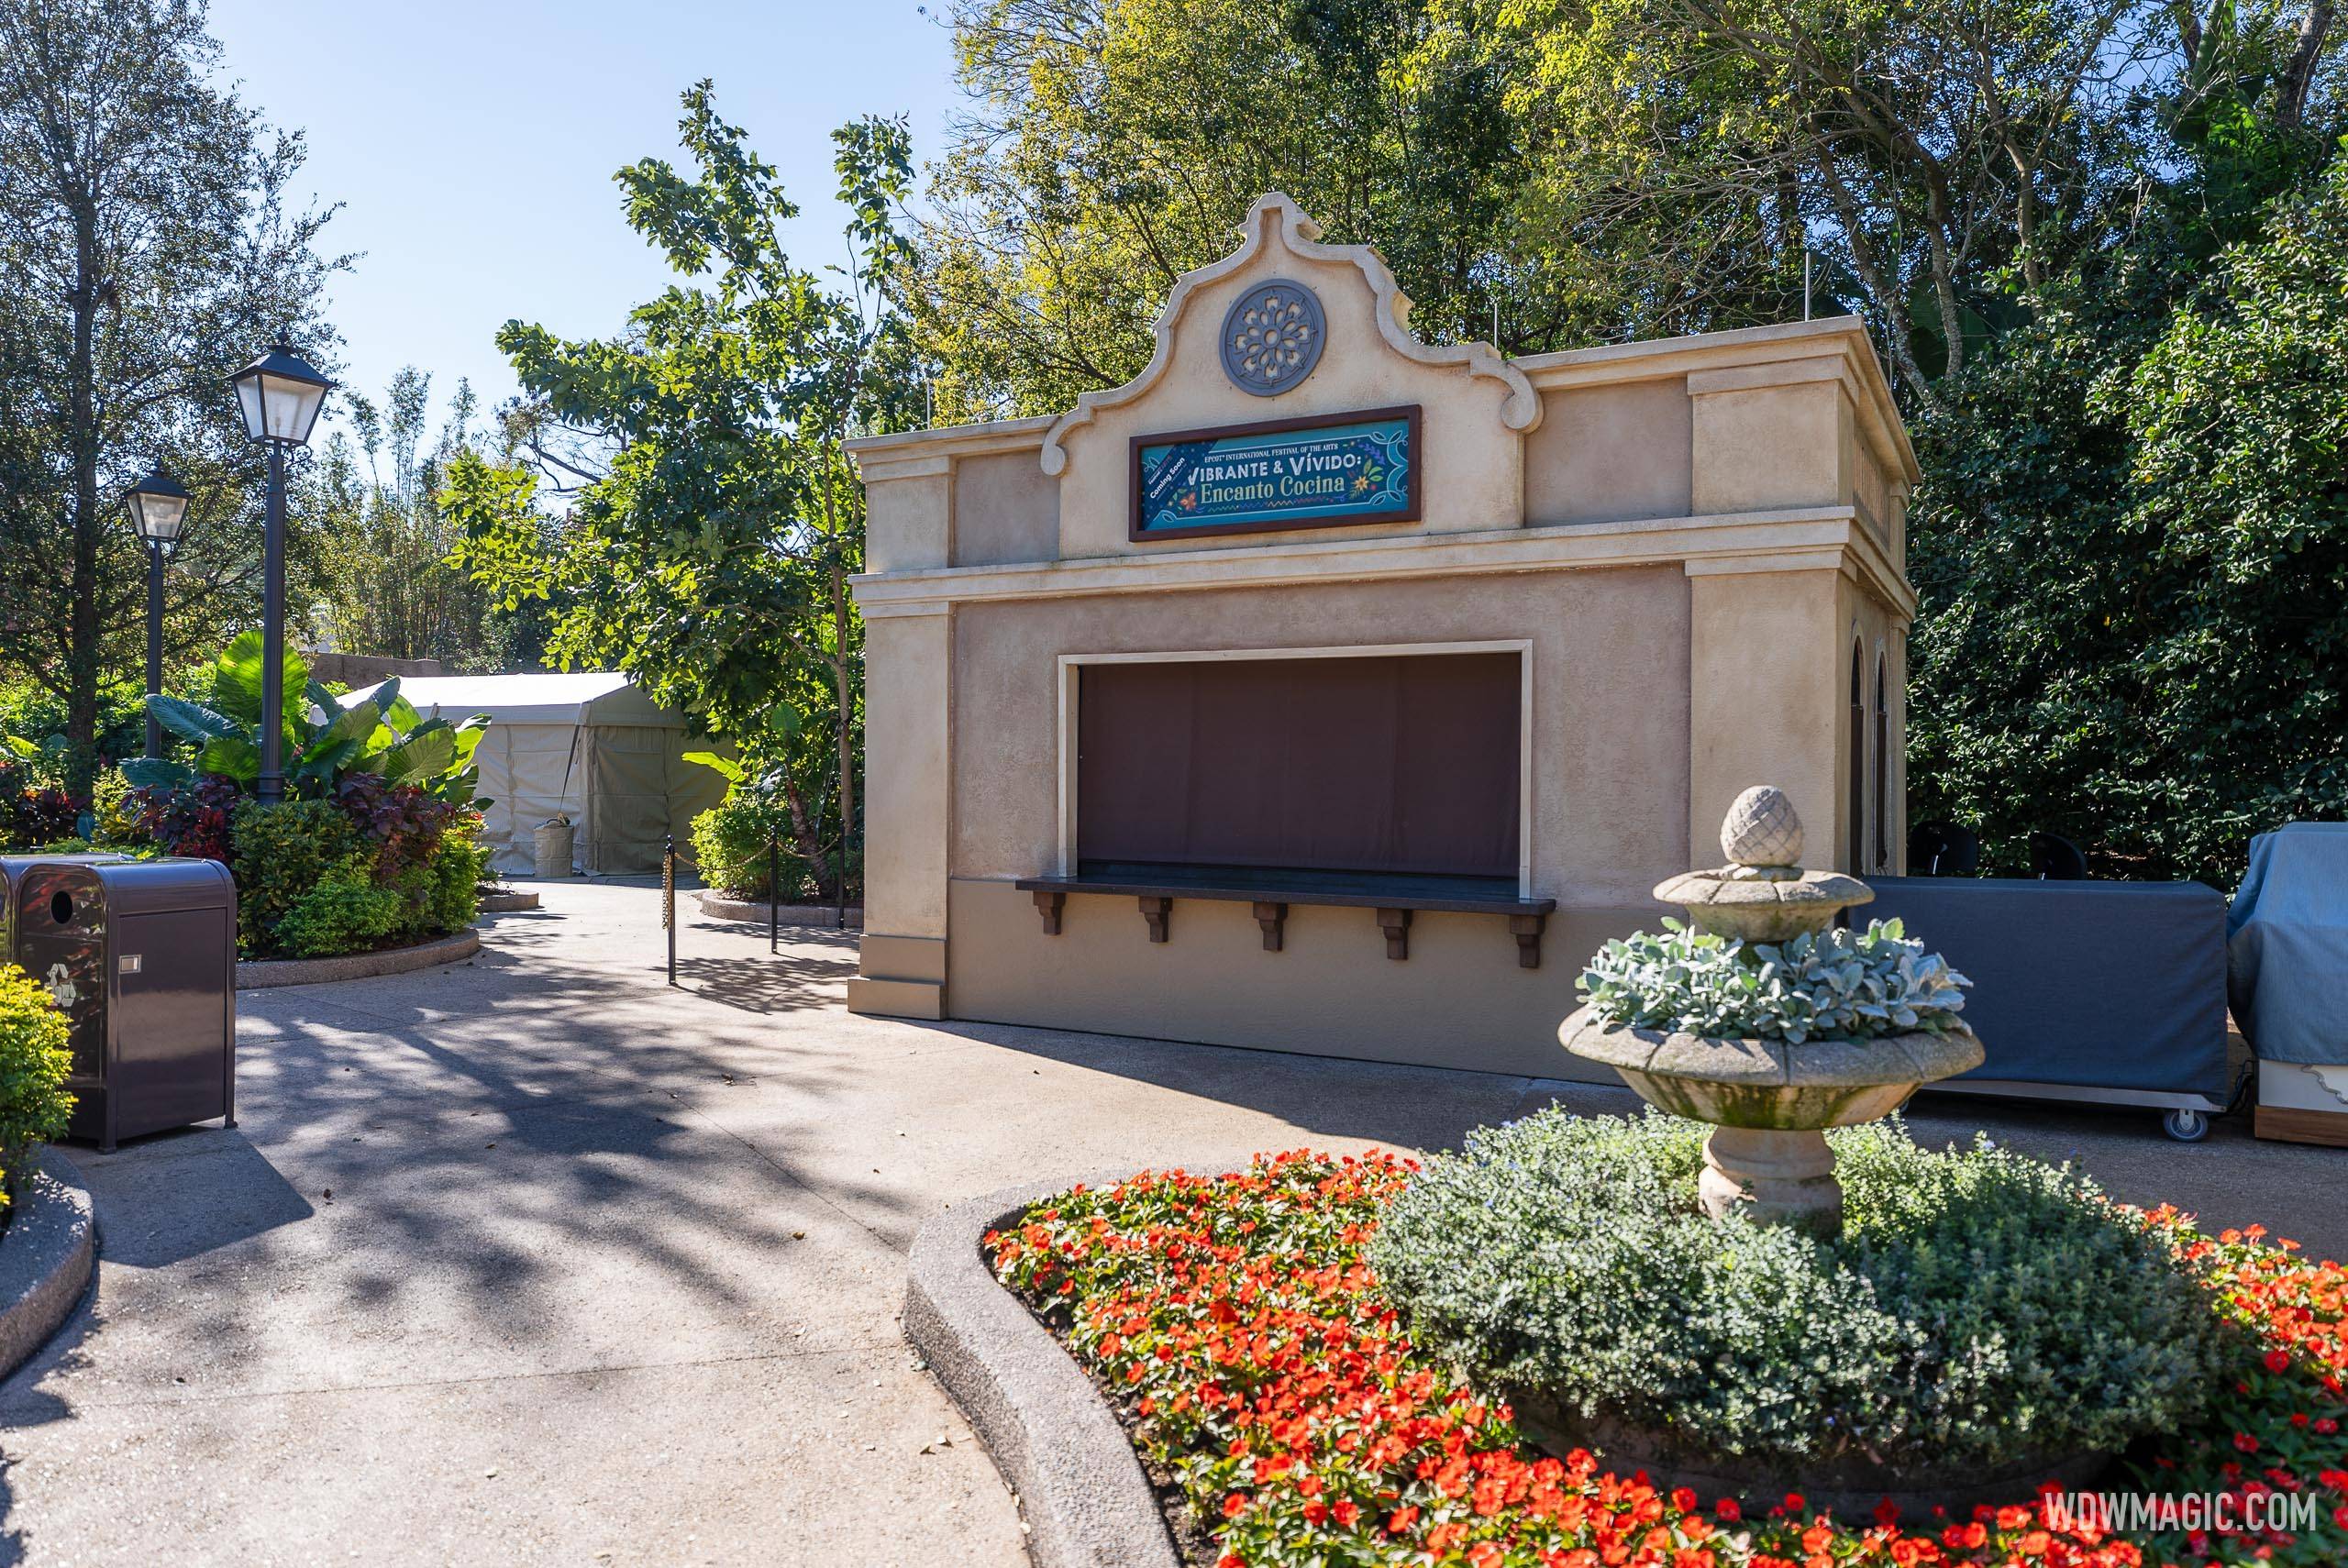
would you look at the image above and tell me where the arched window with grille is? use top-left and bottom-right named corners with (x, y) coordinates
top-left (1873, 652), bottom-right (1890, 871)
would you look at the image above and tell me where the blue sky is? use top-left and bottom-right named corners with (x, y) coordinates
top-left (206, 0), bottom-right (968, 444)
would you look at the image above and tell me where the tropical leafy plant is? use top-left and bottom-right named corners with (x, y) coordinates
top-left (125, 630), bottom-right (487, 804)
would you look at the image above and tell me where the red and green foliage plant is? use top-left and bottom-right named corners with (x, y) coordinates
top-left (0, 773), bottom-right (80, 851)
top-left (131, 773), bottom-right (240, 864)
top-left (987, 1151), bottom-right (2348, 1568)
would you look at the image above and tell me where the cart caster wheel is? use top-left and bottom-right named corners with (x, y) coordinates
top-left (2162, 1108), bottom-right (2210, 1143)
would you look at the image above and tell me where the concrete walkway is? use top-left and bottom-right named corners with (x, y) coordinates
top-left (1, 881), bottom-right (2340, 1566)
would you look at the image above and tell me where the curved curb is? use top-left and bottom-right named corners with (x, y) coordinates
top-left (477, 890), bottom-right (541, 913)
top-left (695, 891), bottom-right (863, 929)
top-left (905, 1178), bottom-right (1181, 1568)
top-left (236, 928), bottom-right (482, 990)
top-left (0, 1148), bottom-right (95, 1382)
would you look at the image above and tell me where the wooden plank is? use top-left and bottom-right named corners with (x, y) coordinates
top-left (2254, 1104), bottom-right (2348, 1149)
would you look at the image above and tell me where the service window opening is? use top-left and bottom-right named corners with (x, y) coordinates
top-left (1075, 652), bottom-right (1522, 895)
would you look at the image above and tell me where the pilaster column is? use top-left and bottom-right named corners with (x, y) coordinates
top-left (846, 600), bottom-right (952, 1019)
top-left (1685, 558), bottom-right (1853, 872)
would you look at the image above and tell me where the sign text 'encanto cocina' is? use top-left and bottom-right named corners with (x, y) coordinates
top-left (1129, 405), bottom-right (1421, 541)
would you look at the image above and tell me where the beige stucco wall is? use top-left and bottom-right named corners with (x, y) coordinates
top-left (1687, 565), bottom-right (1847, 868)
top-left (1523, 380), bottom-right (1693, 526)
top-left (844, 194), bottom-right (1922, 1044)
top-left (1688, 370), bottom-right (1847, 515)
top-left (866, 464), bottom-right (951, 574)
top-left (948, 878), bottom-right (1646, 1078)
top-left (948, 567), bottom-right (1692, 907)
top-left (1048, 204), bottom-right (1530, 558)
top-left (952, 449), bottom-right (1058, 567)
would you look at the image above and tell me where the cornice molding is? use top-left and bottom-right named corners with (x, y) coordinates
top-left (852, 505), bottom-right (1914, 620)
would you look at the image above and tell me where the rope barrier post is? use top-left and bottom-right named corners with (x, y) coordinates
top-left (768, 838), bottom-right (780, 954)
top-left (663, 833), bottom-right (677, 988)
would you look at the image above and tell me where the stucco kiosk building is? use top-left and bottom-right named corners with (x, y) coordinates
top-left (844, 194), bottom-right (1918, 1080)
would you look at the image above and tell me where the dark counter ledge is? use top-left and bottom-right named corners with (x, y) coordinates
top-left (1013, 867), bottom-right (1556, 966)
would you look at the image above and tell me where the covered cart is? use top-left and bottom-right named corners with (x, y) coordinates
top-left (2228, 823), bottom-right (2348, 1146)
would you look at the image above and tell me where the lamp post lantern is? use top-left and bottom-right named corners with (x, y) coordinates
top-left (124, 469), bottom-right (191, 758)
top-left (227, 343), bottom-right (333, 804)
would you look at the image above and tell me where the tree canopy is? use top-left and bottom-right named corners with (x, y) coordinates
top-left (0, 0), bottom-right (343, 792)
top-left (914, 0), bottom-right (2345, 880)
top-left (449, 84), bottom-right (922, 895)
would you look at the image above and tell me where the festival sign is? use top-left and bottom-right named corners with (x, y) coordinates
top-left (1129, 405), bottom-right (1421, 541)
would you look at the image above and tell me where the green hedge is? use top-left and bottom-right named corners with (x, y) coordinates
top-left (0, 965), bottom-right (73, 1206)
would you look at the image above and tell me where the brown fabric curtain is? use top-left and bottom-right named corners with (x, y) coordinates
top-left (1077, 653), bottom-right (1520, 880)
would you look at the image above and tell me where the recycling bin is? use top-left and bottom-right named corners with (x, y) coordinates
top-left (3, 856), bottom-right (238, 1153)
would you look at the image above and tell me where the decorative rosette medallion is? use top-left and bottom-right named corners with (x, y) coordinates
top-left (1219, 279), bottom-right (1326, 395)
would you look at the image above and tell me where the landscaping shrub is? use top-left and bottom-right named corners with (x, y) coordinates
top-left (1368, 1110), bottom-right (2222, 1473)
top-left (230, 800), bottom-right (364, 953)
top-left (991, 1148), bottom-right (2348, 1568)
top-left (0, 965), bottom-right (73, 1210)
top-left (131, 773), bottom-right (485, 959)
top-left (689, 792), bottom-right (807, 900)
top-left (88, 767), bottom-right (143, 846)
top-left (414, 826), bottom-right (488, 933)
top-left (224, 795), bottom-right (486, 958)
top-left (273, 874), bottom-right (406, 958)
top-left (333, 774), bottom-right (459, 873)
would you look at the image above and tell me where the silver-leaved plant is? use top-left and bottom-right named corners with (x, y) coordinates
top-left (1578, 916), bottom-right (1970, 1044)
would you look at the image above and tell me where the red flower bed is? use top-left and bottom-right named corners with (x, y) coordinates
top-left (985, 1151), bottom-right (2348, 1568)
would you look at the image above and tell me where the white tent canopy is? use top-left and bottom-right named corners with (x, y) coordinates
top-left (353, 672), bottom-right (727, 878)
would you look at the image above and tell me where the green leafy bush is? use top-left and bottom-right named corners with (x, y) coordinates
top-left (689, 793), bottom-right (805, 900)
top-left (274, 875), bottom-right (405, 958)
top-left (1578, 917), bottom-right (1970, 1045)
top-left (230, 801), bottom-right (363, 954)
top-left (0, 964), bottom-right (74, 1206)
top-left (382, 825), bottom-right (487, 941)
top-left (0, 759), bottom-right (81, 851)
top-left (88, 767), bottom-right (144, 846)
top-left (1368, 1109), bottom-right (2222, 1472)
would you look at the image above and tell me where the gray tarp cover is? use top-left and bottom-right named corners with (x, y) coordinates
top-left (2227, 823), bottom-right (2348, 1066)
top-left (1866, 877), bottom-right (2231, 1099)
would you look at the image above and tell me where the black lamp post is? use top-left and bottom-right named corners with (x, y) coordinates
top-left (123, 469), bottom-right (190, 757)
top-left (227, 343), bottom-right (332, 804)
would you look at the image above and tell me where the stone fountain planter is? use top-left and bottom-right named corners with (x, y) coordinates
top-left (1560, 786), bottom-right (1983, 1232)
top-left (1542, 788), bottom-right (2055, 1510)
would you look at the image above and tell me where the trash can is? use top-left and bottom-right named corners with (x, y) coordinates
top-left (3, 856), bottom-right (237, 1153)
top-left (534, 817), bottom-right (576, 878)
